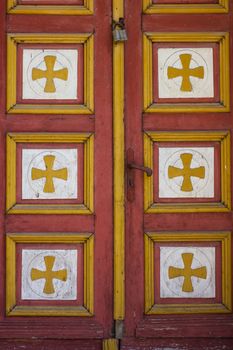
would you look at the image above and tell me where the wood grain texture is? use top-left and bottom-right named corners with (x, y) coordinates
top-left (2, 0), bottom-right (113, 342)
top-left (0, 340), bottom-right (102, 350)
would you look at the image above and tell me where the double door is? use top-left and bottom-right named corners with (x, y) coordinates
top-left (1, 0), bottom-right (233, 349)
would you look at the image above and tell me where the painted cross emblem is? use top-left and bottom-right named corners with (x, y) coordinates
top-left (168, 253), bottom-right (207, 292)
top-left (168, 153), bottom-right (205, 192)
top-left (167, 53), bottom-right (204, 92)
top-left (32, 55), bottom-right (68, 93)
top-left (31, 155), bottom-right (68, 193)
top-left (31, 255), bottom-right (68, 294)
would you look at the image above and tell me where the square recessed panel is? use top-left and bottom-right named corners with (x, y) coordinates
top-left (6, 233), bottom-right (94, 316)
top-left (158, 147), bottom-right (214, 198)
top-left (22, 148), bottom-right (78, 200)
top-left (144, 231), bottom-right (232, 314)
top-left (158, 48), bottom-right (214, 99)
top-left (6, 133), bottom-right (94, 214)
top-left (160, 247), bottom-right (215, 298)
top-left (143, 32), bottom-right (230, 113)
top-left (22, 249), bottom-right (77, 300)
top-left (7, 33), bottom-right (94, 114)
top-left (144, 131), bottom-right (231, 213)
top-left (22, 49), bottom-right (78, 100)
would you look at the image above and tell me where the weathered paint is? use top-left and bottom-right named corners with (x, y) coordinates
top-left (22, 249), bottom-right (77, 300)
top-left (0, 0), bottom-right (232, 349)
top-left (22, 148), bottom-right (78, 199)
top-left (1, 0), bottom-right (113, 345)
top-left (160, 247), bottom-right (215, 298)
top-left (124, 1), bottom-right (233, 348)
top-left (159, 147), bottom-right (214, 198)
top-left (23, 49), bottom-right (78, 100)
top-left (158, 48), bottom-right (214, 98)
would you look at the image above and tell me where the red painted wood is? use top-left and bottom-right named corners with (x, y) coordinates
top-left (0, 0), bottom-right (113, 346)
top-left (0, 340), bottom-right (102, 350)
top-left (124, 0), bottom-right (233, 347)
top-left (144, 213), bottom-right (233, 231)
top-left (1, 0), bottom-right (233, 348)
top-left (6, 215), bottom-right (95, 233)
top-left (125, 0), bottom-right (145, 338)
top-left (136, 316), bottom-right (233, 338)
top-left (0, 319), bottom-right (103, 338)
top-left (121, 337), bottom-right (233, 350)
top-left (5, 115), bottom-right (95, 133)
top-left (7, 15), bottom-right (94, 33)
top-left (142, 13), bottom-right (232, 32)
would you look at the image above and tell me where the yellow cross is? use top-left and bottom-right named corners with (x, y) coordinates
top-left (31, 255), bottom-right (67, 294)
top-left (168, 253), bottom-right (207, 293)
top-left (168, 153), bottom-right (205, 192)
top-left (32, 55), bottom-right (68, 93)
top-left (31, 155), bottom-right (68, 193)
top-left (167, 53), bottom-right (204, 92)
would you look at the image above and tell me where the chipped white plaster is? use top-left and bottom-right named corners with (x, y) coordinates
top-left (158, 48), bottom-right (214, 98)
top-left (160, 246), bottom-right (216, 298)
top-left (22, 49), bottom-right (78, 100)
top-left (159, 147), bottom-right (214, 198)
top-left (22, 249), bottom-right (78, 300)
top-left (22, 148), bottom-right (78, 199)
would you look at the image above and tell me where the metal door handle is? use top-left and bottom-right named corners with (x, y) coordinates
top-left (127, 163), bottom-right (152, 177)
top-left (126, 148), bottom-right (153, 202)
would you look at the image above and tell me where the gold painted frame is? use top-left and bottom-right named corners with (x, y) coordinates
top-left (144, 231), bottom-right (232, 314)
top-left (7, 33), bottom-right (94, 115)
top-left (6, 133), bottom-right (94, 214)
top-left (103, 339), bottom-right (119, 350)
top-left (113, 0), bottom-right (125, 320)
top-left (143, 0), bottom-right (229, 14)
top-left (144, 131), bottom-right (231, 213)
top-left (143, 32), bottom-right (230, 113)
top-left (6, 232), bottom-right (94, 316)
top-left (7, 0), bottom-right (94, 15)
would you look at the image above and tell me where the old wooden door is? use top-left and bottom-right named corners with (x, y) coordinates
top-left (122, 1), bottom-right (233, 349)
top-left (1, 0), bottom-right (233, 349)
top-left (1, 0), bottom-right (113, 349)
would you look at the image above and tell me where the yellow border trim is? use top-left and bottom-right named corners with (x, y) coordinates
top-left (7, 33), bottom-right (94, 115)
top-left (6, 132), bottom-right (94, 214)
top-left (6, 232), bottom-right (94, 316)
top-left (143, 32), bottom-right (230, 113)
top-left (143, 0), bottom-right (229, 14)
top-left (113, 0), bottom-right (125, 320)
top-left (7, 0), bottom-right (94, 15)
top-left (102, 339), bottom-right (119, 350)
top-left (145, 231), bottom-right (232, 314)
top-left (144, 131), bottom-right (231, 213)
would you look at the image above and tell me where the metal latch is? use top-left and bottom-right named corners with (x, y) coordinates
top-left (112, 18), bottom-right (128, 43)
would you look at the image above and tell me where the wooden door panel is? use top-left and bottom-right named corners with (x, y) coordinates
top-left (0, 0), bottom-right (114, 347)
top-left (124, 0), bottom-right (233, 347)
